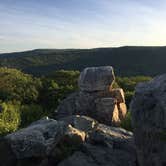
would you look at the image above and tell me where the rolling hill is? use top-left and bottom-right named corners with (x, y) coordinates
top-left (0, 46), bottom-right (166, 76)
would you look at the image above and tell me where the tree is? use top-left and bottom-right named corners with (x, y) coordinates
top-left (0, 67), bottom-right (42, 103)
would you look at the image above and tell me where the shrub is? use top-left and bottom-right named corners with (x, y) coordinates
top-left (49, 70), bottom-right (80, 88)
top-left (20, 104), bottom-right (45, 127)
top-left (120, 111), bottom-right (132, 131)
top-left (125, 91), bottom-right (135, 107)
top-left (0, 67), bottom-right (42, 103)
top-left (0, 101), bottom-right (20, 136)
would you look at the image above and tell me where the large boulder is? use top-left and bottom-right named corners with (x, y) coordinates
top-left (58, 124), bottom-right (137, 166)
top-left (55, 92), bottom-right (122, 126)
top-left (58, 151), bottom-right (98, 166)
top-left (0, 115), bottom-right (137, 166)
top-left (131, 74), bottom-right (166, 166)
top-left (0, 118), bottom-right (85, 166)
top-left (5, 118), bottom-right (67, 159)
top-left (78, 66), bottom-right (115, 92)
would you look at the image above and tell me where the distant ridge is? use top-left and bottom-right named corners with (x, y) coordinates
top-left (1, 46), bottom-right (166, 76)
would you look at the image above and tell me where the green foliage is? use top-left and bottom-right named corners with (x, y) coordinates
top-left (0, 67), bottom-right (42, 103)
top-left (39, 70), bottom-right (79, 112)
top-left (120, 112), bottom-right (132, 131)
top-left (20, 104), bottom-right (45, 127)
top-left (112, 81), bottom-right (120, 89)
top-left (159, 131), bottom-right (166, 142)
top-left (116, 76), bottom-right (152, 92)
top-left (50, 70), bottom-right (80, 87)
top-left (125, 91), bottom-right (135, 107)
top-left (0, 101), bottom-right (20, 136)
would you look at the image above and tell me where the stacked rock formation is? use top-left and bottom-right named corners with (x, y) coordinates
top-left (0, 116), bottom-right (137, 166)
top-left (55, 66), bottom-right (127, 126)
top-left (131, 74), bottom-right (166, 166)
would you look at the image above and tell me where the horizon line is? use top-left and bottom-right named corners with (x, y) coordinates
top-left (1, 45), bottom-right (166, 54)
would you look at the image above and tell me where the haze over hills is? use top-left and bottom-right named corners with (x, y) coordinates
top-left (0, 46), bottom-right (166, 76)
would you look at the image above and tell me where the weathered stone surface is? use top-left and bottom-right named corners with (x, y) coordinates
top-left (58, 151), bottom-right (98, 166)
top-left (55, 66), bottom-right (127, 126)
top-left (0, 138), bottom-right (17, 166)
top-left (0, 116), bottom-right (137, 166)
top-left (131, 74), bottom-right (166, 166)
top-left (54, 92), bottom-right (79, 119)
top-left (60, 115), bottom-right (98, 132)
top-left (5, 118), bottom-right (67, 159)
top-left (56, 93), bottom-right (122, 126)
top-left (64, 124), bottom-right (86, 143)
top-left (48, 125), bottom-right (86, 165)
top-left (87, 124), bottom-right (134, 148)
top-left (95, 98), bottom-right (120, 126)
top-left (58, 125), bottom-right (137, 166)
top-left (55, 91), bottom-right (97, 119)
top-left (110, 88), bottom-right (125, 103)
top-left (78, 66), bottom-right (115, 92)
top-left (117, 103), bottom-right (127, 120)
top-left (0, 118), bottom-right (87, 166)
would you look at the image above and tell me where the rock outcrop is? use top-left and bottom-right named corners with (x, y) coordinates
top-left (131, 74), bottom-right (166, 166)
top-left (0, 116), bottom-right (137, 166)
top-left (55, 66), bottom-right (127, 126)
top-left (78, 66), bottom-right (115, 92)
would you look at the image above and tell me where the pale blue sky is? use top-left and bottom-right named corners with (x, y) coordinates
top-left (0, 0), bottom-right (166, 53)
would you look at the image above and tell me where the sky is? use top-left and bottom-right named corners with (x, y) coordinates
top-left (0, 0), bottom-right (166, 53)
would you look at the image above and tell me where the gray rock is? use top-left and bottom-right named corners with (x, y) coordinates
top-left (87, 124), bottom-right (134, 148)
top-left (131, 74), bottom-right (166, 166)
top-left (48, 125), bottom-right (86, 165)
top-left (0, 116), bottom-right (137, 166)
top-left (0, 118), bottom-right (87, 166)
top-left (60, 115), bottom-right (98, 132)
top-left (95, 98), bottom-right (120, 126)
top-left (5, 118), bottom-right (67, 159)
top-left (55, 91), bottom-right (97, 119)
top-left (78, 66), bottom-right (115, 92)
top-left (58, 125), bottom-right (137, 166)
top-left (55, 66), bottom-right (127, 126)
top-left (81, 143), bottom-right (136, 166)
top-left (0, 138), bottom-right (17, 166)
top-left (58, 151), bottom-right (98, 166)
top-left (55, 91), bottom-right (125, 126)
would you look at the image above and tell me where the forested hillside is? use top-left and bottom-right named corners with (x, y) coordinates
top-left (1, 46), bottom-right (166, 76)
